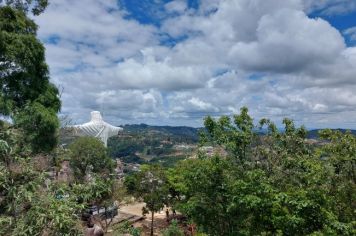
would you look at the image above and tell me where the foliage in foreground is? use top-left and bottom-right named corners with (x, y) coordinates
top-left (165, 107), bottom-right (355, 236)
top-left (162, 220), bottom-right (184, 236)
top-left (0, 128), bottom-right (119, 235)
top-left (0, 3), bottom-right (123, 235)
top-left (113, 220), bottom-right (141, 236)
top-left (0, 127), bottom-right (80, 235)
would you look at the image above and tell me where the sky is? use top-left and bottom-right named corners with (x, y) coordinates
top-left (34, 0), bottom-right (356, 128)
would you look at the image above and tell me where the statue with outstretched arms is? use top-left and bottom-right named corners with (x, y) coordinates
top-left (71, 111), bottom-right (123, 147)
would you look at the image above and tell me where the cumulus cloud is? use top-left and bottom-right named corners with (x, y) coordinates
top-left (113, 51), bottom-right (210, 90)
top-left (34, 0), bottom-right (356, 128)
top-left (229, 9), bottom-right (345, 72)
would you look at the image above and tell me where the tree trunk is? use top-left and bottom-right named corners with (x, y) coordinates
top-left (6, 155), bottom-right (17, 223)
top-left (104, 206), bottom-right (108, 232)
top-left (150, 210), bottom-right (154, 236)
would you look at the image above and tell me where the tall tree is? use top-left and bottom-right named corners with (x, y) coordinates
top-left (0, 4), bottom-right (84, 235)
top-left (201, 106), bottom-right (255, 163)
top-left (0, 5), bottom-right (60, 152)
top-left (125, 165), bottom-right (168, 236)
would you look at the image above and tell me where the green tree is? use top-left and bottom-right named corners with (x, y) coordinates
top-left (319, 129), bottom-right (356, 223)
top-left (0, 5), bottom-right (61, 153)
top-left (168, 156), bottom-right (237, 235)
top-left (0, 0), bottom-right (48, 15)
top-left (0, 3), bottom-right (88, 235)
top-left (68, 137), bottom-right (114, 182)
top-left (201, 106), bottom-right (255, 163)
top-left (168, 109), bottom-right (355, 235)
top-left (125, 164), bottom-right (168, 236)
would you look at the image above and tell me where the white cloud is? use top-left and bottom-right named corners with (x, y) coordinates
top-left (344, 26), bottom-right (356, 42)
top-left (229, 9), bottom-right (345, 73)
top-left (34, 0), bottom-right (356, 128)
top-left (187, 97), bottom-right (219, 112)
top-left (113, 51), bottom-right (210, 90)
top-left (164, 0), bottom-right (187, 14)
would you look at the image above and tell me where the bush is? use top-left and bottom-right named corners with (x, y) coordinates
top-left (163, 220), bottom-right (184, 236)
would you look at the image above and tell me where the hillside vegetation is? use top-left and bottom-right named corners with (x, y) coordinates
top-left (126, 107), bottom-right (356, 235)
top-left (107, 124), bottom-right (199, 167)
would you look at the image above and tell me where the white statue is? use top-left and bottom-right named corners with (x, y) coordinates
top-left (71, 111), bottom-right (123, 147)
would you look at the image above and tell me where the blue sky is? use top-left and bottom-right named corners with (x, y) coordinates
top-left (122, 0), bottom-right (356, 46)
top-left (34, 0), bottom-right (356, 128)
top-left (123, 0), bottom-right (356, 48)
top-left (310, 10), bottom-right (356, 46)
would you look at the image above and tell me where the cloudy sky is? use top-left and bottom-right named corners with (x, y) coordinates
top-left (35, 0), bottom-right (356, 128)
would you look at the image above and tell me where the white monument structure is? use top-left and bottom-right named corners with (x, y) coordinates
top-left (71, 111), bottom-right (123, 146)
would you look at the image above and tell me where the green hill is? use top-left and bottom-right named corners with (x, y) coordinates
top-left (107, 124), bottom-right (200, 167)
top-left (307, 129), bottom-right (356, 139)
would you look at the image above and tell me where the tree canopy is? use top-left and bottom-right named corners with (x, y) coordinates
top-left (0, 0), bottom-right (48, 15)
top-left (167, 107), bottom-right (355, 235)
top-left (68, 136), bottom-right (114, 183)
top-left (0, 4), bottom-right (84, 235)
top-left (0, 5), bottom-right (60, 152)
top-left (125, 164), bottom-right (168, 236)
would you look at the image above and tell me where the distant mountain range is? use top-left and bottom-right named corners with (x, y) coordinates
top-left (121, 124), bottom-right (201, 142)
top-left (306, 129), bottom-right (356, 139)
top-left (120, 124), bottom-right (356, 140)
top-left (104, 125), bottom-right (356, 167)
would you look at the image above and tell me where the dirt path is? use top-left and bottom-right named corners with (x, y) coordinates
top-left (112, 202), bottom-right (174, 235)
top-left (120, 202), bottom-right (171, 219)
